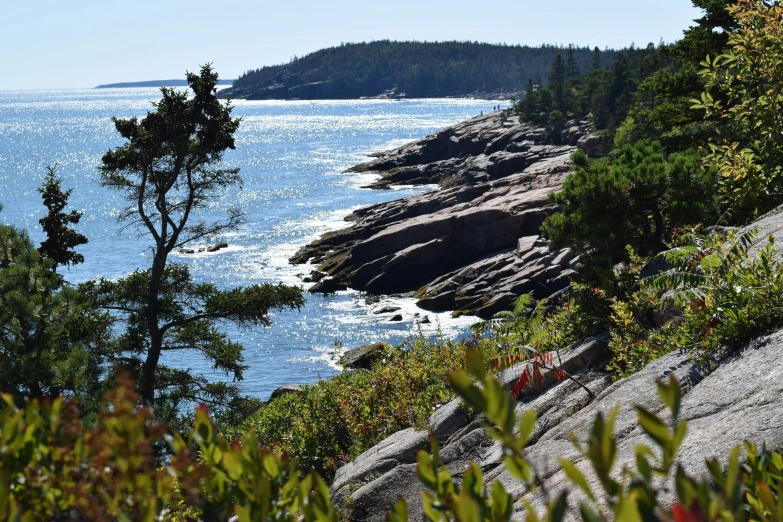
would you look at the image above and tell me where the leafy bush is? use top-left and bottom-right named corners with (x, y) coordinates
top-left (608, 228), bottom-right (783, 377)
top-left (472, 286), bottom-right (610, 370)
top-left (0, 374), bottom-right (337, 522)
top-left (239, 335), bottom-right (507, 478)
top-left (388, 350), bottom-right (783, 522)
top-left (694, 0), bottom-right (783, 220)
top-left (4, 356), bottom-right (781, 521)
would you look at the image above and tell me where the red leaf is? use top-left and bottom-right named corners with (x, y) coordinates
top-left (533, 366), bottom-right (543, 388)
top-left (672, 502), bottom-right (701, 522)
top-left (512, 367), bottom-right (531, 398)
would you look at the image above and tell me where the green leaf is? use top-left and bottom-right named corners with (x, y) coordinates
top-left (491, 481), bottom-right (513, 521)
top-left (417, 450), bottom-right (437, 489)
top-left (453, 495), bottom-right (482, 522)
top-left (465, 348), bottom-right (486, 380)
top-left (657, 375), bottom-right (682, 420)
top-left (559, 458), bottom-right (596, 502)
top-left (635, 407), bottom-right (671, 448)
top-left (449, 371), bottom-right (485, 412)
top-left (518, 409), bottom-right (537, 446)
top-left (504, 455), bottom-right (532, 483)
top-left (388, 499), bottom-right (409, 522)
top-left (546, 492), bottom-right (568, 522)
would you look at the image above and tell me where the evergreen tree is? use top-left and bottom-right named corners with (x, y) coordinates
top-left (0, 183), bottom-right (110, 410)
top-left (37, 166), bottom-right (88, 274)
top-left (95, 65), bottom-right (305, 410)
top-left (591, 46), bottom-right (602, 71)
top-left (549, 54), bottom-right (568, 114)
top-left (542, 144), bottom-right (720, 279)
top-left (524, 79), bottom-right (535, 121)
top-left (567, 45), bottom-right (580, 79)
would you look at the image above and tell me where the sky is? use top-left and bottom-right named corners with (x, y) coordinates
top-left (1, 0), bottom-right (702, 90)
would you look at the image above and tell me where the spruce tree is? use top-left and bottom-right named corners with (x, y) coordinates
top-left (38, 166), bottom-right (88, 274)
top-left (549, 54), bottom-right (568, 115)
top-left (0, 179), bottom-right (110, 408)
top-left (524, 78), bottom-right (535, 122)
top-left (591, 46), bottom-right (602, 71)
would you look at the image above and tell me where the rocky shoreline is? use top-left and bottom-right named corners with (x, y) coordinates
top-left (290, 112), bottom-right (601, 319)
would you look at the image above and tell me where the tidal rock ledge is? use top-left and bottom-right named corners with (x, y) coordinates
top-left (290, 113), bottom-right (598, 318)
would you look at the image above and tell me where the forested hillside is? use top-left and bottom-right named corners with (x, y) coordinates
top-left (221, 40), bottom-right (619, 100)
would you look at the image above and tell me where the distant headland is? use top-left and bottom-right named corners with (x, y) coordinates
top-left (220, 40), bottom-right (619, 101)
top-left (95, 79), bottom-right (234, 89)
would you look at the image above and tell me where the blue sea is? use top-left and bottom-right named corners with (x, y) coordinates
top-left (0, 88), bottom-right (500, 400)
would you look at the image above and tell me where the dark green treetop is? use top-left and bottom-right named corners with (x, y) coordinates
top-left (567, 45), bottom-right (580, 79)
top-left (541, 142), bottom-right (720, 281)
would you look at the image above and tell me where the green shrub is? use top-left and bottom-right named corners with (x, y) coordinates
top-left (694, 1), bottom-right (783, 221)
top-left (542, 142), bottom-right (720, 280)
top-left (4, 354), bottom-right (781, 521)
top-left (240, 335), bottom-right (507, 478)
top-left (608, 228), bottom-right (783, 378)
top-left (472, 286), bottom-right (610, 363)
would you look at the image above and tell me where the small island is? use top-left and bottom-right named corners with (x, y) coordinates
top-left (96, 79), bottom-right (234, 88)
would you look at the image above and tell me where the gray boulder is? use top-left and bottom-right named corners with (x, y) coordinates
top-left (267, 384), bottom-right (302, 402)
top-left (339, 342), bottom-right (389, 370)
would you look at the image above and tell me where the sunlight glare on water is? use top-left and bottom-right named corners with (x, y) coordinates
top-left (0, 88), bottom-right (500, 399)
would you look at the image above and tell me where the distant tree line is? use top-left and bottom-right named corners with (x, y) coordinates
top-left (226, 40), bottom-right (622, 99)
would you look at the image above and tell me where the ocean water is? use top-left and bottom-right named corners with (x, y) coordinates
top-left (0, 88), bottom-right (500, 400)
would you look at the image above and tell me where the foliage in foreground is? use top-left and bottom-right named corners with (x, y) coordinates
top-left (0, 375), bottom-right (337, 522)
top-left (389, 353), bottom-right (783, 522)
top-left (4, 360), bottom-right (782, 521)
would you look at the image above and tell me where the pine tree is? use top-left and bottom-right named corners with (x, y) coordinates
top-left (95, 65), bottom-right (305, 410)
top-left (524, 78), bottom-right (535, 121)
top-left (549, 54), bottom-right (568, 114)
top-left (0, 183), bottom-right (110, 408)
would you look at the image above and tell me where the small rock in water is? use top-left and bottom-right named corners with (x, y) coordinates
top-left (389, 314), bottom-right (403, 322)
top-left (179, 248), bottom-right (195, 254)
top-left (418, 316), bottom-right (431, 324)
top-left (364, 295), bottom-right (382, 305)
top-left (374, 306), bottom-right (401, 315)
top-left (206, 241), bottom-right (228, 253)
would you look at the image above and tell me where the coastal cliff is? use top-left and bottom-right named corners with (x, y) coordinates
top-left (291, 112), bottom-right (601, 318)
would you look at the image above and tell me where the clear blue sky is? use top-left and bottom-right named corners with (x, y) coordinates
top-left (1, 0), bottom-right (702, 90)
